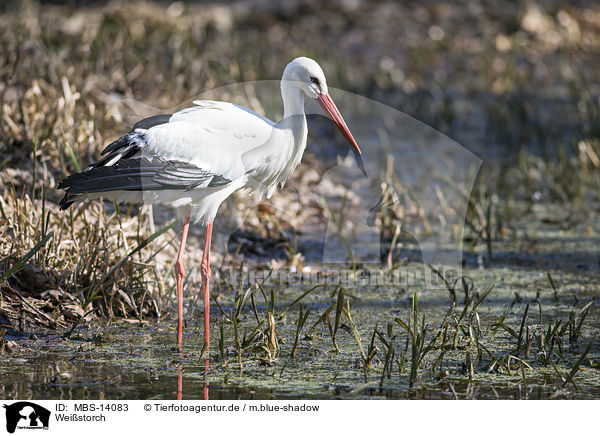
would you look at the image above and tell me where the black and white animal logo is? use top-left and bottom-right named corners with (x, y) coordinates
top-left (3, 402), bottom-right (50, 434)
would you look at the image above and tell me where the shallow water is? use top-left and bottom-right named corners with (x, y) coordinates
top-left (2, 264), bottom-right (598, 400)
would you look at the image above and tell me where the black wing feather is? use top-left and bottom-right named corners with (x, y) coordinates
top-left (58, 157), bottom-right (232, 209)
top-left (100, 114), bottom-right (172, 156)
top-left (100, 131), bottom-right (146, 156)
top-left (133, 114), bottom-right (172, 130)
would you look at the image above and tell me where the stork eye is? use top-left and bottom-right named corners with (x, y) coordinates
top-left (310, 76), bottom-right (320, 85)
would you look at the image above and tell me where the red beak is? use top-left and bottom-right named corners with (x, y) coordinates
top-left (316, 93), bottom-right (361, 154)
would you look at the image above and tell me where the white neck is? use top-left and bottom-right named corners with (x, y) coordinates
top-left (280, 80), bottom-right (306, 120)
top-left (276, 80), bottom-right (308, 158)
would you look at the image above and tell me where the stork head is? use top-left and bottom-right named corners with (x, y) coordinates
top-left (283, 57), bottom-right (361, 154)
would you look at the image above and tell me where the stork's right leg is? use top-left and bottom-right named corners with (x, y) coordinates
top-left (175, 215), bottom-right (190, 351)
top-left (201, 221), bottom-right (213, 354)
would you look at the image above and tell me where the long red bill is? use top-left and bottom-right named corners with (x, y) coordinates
top-left (316, 93), bottom-right (361, 154)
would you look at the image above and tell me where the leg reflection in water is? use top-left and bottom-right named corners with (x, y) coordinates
top-left (177, 361), bottom-right (183, 400)
top-left (203, 359), bottom-right (209, 400)
top-left (175, 359), bottom-right (210, 400)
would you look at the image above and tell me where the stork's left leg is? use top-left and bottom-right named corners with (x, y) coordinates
top-left (175, 215), bottom-right (190, 352)
top-left (201, 220), bottom-right (213, 354)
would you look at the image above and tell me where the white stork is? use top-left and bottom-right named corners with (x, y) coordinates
top-left (58, 57), bottom-right (361, 352)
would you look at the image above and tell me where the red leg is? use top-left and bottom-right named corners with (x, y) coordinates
top-left (201, 220), bottom-right (213, 354)
top-left (175, 216), bottom-right (190, 352)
